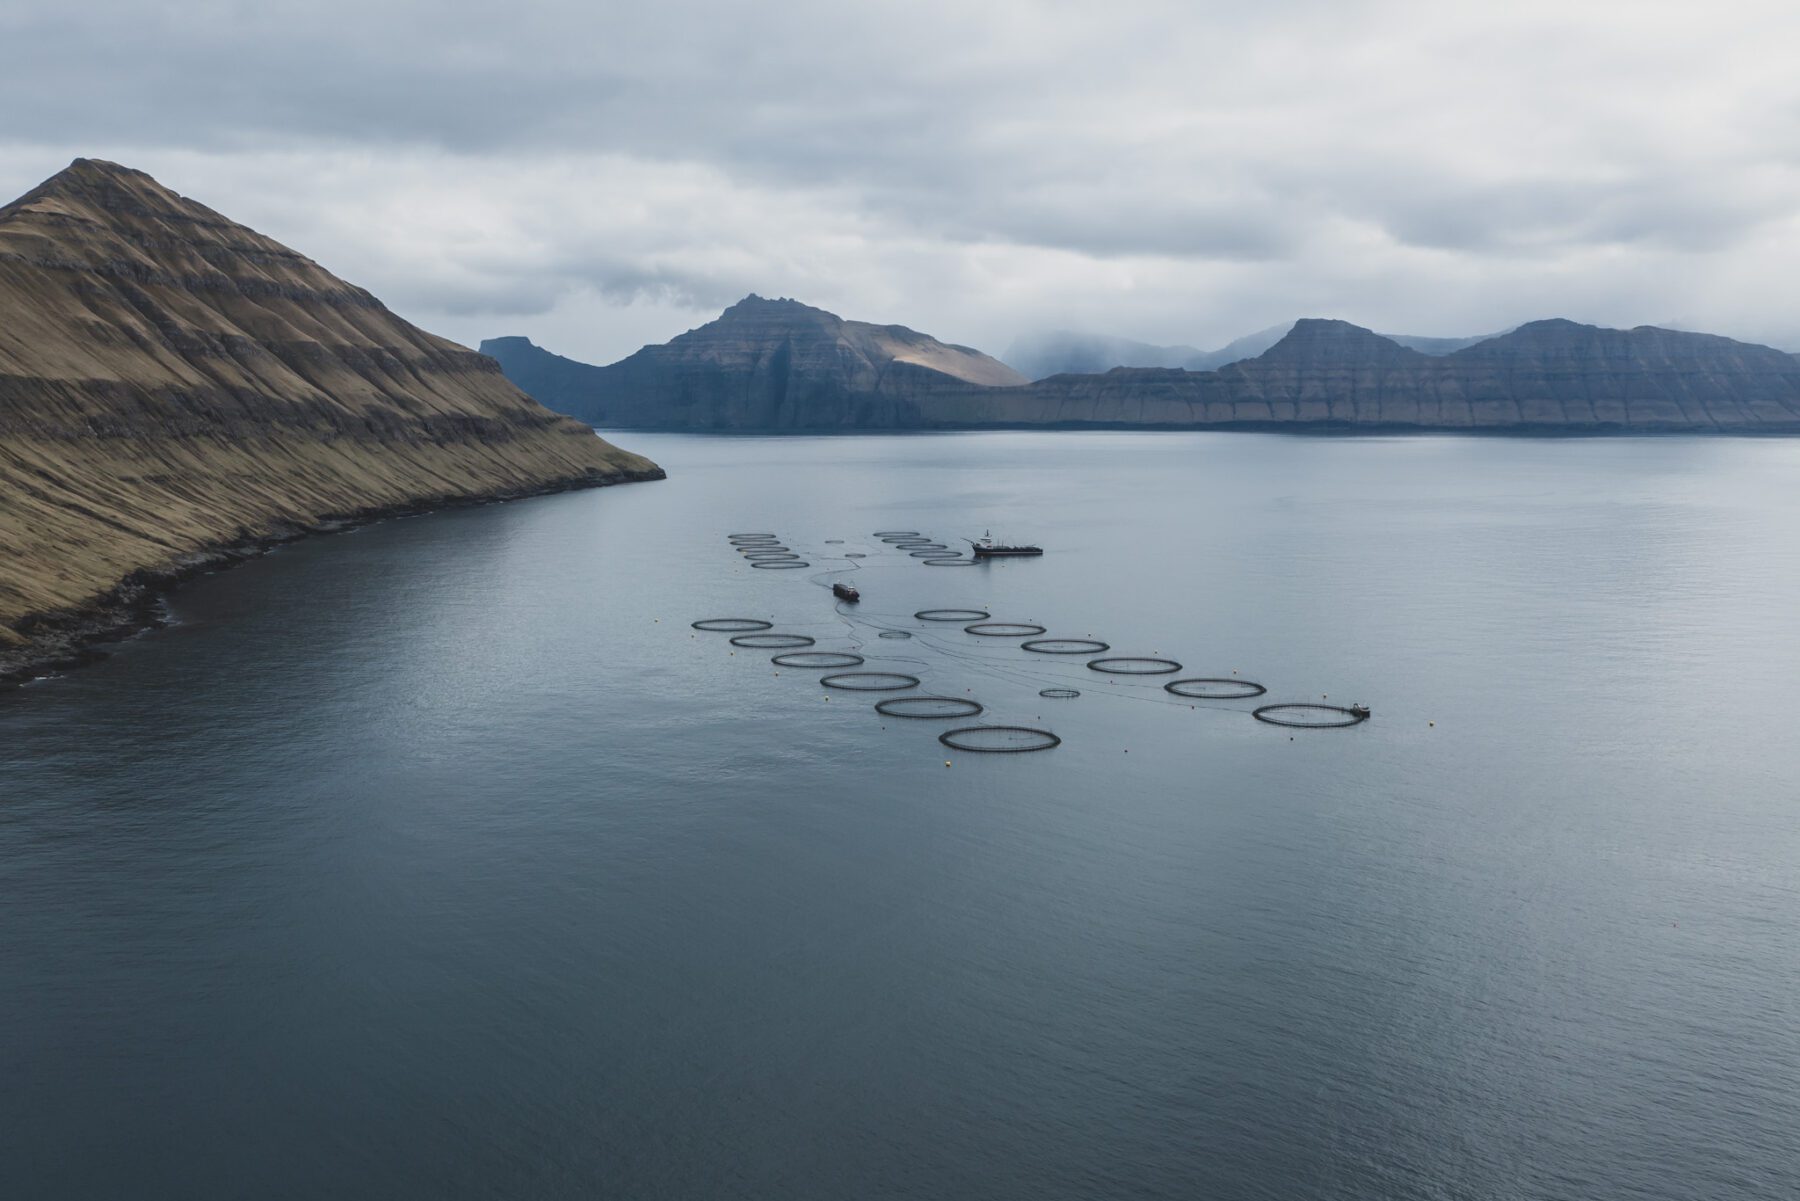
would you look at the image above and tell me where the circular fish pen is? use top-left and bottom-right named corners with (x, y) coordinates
top-left (878, 630), bottom-right (913, 639)
top-left (741, 550), bottom-right (799, 560)
top-left (1020, 638), bottom-right (1111, 655)
top-left (692, 618), bottom-right (773, 633)
top-left (1086, 657), bottom-right (1182, 675)
top-left (819, 671), bottom-right (922, 692)
top-left (728, 533), bottom-right (778, 541)
top-left (872, 530), bottom-right (920, 538)
top-left (964, 622), bottom-right (1048, 637)
top-left (907, 548), bottom-right (951, 556)
top-left (770, 652), bottom-right (865, 669)
top-left (1165, 678), bottom-right (1268, 700)
top-left (1038, 688), bottom-right (1081, 699)
top-left (916, 608), bottom-right (989, 622)
top-left (1252, 704), bottom-right (1369, 728)
top-left (845, 553), bottom-right (868, 559)
top-left (874, 696), bottom-right (984, 719)
top-left (751, 560), bottom-right (811, 569)
top-left (938, 725), bottom-right (1061, 753)
top-left (730, 633), bottom-right (816, 649)
top-left (923, 557), bottom-right (978, 566)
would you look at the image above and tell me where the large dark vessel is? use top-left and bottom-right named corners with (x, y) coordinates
top-left (967, 531), bottom-right (1043, 558)
top-left (832, 582), bottom-right (861, 601)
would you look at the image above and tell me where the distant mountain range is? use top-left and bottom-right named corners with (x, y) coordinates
top-left (1002, 325), bottom-right (1502, 379)
top-left (485, 297), bottom-right (1800, 433)
top-left (483, 295), bottom-right (1025, 430)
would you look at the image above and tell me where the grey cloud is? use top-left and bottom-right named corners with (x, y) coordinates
top-left (4, 0), bottom-right (1799, 360)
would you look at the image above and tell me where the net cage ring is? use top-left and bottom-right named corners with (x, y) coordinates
top-left (728, 533), bottom-right (779, 541)
top-left (908, 548), bottom-right (952, 556)
top-left (1252, 703), bottom-right (1369, 728)
top-left (878, 630), bottom-right (913, 639)
top-left (1086, 656), bottom-right (1183, 675)
top-left (872, 530), bottom-right (921, 538)
top-left (874, 696), bottom-right (985, 719)
top-left (915, 608), bottom-right (990, 622)
top-left (729, 538), bottom-right (781, 546)
top-left (819, 671), bottom-right (922, 692)
top-left (923, 557), bottom-right (978, 566)
top-left (729, 633), bottom-right (816, 649)
top-left (938, 725), bottom-right (1061, 753)
top-left (770, 651), bottom-right (865, 669)
top-left (741, 550), bottom-right (799, 559)
top-left (1020, 638), bottom-right (1111, 655)
top-left (751, 560), bottom-right (812, 569)
top-left (692, 618), bottom-right (774, 633)
top-left (845, 553), bottom-right (869, 559)
top-left (1038, 688), bottom-right (1081, 699)
top-left (1165, 678), bottom-right (1268, 700)
top-left (965, 622), bottom-right (1048, 637)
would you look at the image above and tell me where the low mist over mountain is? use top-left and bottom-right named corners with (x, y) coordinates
top-left (483, 295), bottom-right (1025, 430)
top-left (1002, 325), bottom-right (1293, 379)
top-left (0, 159), bottom-right (659, 681)
top-left (489, 301), bottom-right (1800, 433)
top-left (1005, 324), bottom-right (1502, 380)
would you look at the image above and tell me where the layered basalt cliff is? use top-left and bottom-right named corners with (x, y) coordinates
top-left (0, 159), bottom-right (661, 683)
top-left (975, 319), bottom-right (1800, 429)
top-left (482, 295), bottom-right (1026, 430)
top-left (491, 303), bottom-right (1800, 433)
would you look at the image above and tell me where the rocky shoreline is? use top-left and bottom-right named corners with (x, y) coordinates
top-left (1, 464), bottom-right (663, 690)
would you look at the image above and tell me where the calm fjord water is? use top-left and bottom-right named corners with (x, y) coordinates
top-left (4, 432), bottom-right (1799, 1200)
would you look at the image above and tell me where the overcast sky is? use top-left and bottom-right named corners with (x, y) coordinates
top-left (4, 0), bottom-right (1797, 363)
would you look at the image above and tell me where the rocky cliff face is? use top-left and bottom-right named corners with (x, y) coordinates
top-left (0, 159), bottom-right (661, 682)
top-left (496, 306), bottom-right (1800, 434)
top-left (483, 295), bottom-right (1026, 429)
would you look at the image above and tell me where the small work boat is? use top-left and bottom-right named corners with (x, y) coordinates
top-left (967, 531), bottom-right (1043, 558)
top-left (832, 582), bottom-right (861, 602)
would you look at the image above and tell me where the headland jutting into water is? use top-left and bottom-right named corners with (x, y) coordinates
top-left (0, 160), bottom-right (663, 686)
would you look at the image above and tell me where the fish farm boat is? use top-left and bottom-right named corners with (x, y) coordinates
top-left (968, 532), bottom-right (1043, 558)
top-left (832, 582), bottom-right (861, 601)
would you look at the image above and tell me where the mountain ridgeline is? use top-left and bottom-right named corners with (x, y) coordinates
top-left (488, 302), bottom-right (1800, 433)
top-left (0, 159), bottom-right (660, 682)
top-left (486, 296), bottom-right (1025, 430)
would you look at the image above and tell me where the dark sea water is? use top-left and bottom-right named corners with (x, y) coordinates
top-left (5, 432), bottom-right (1799, 1200)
